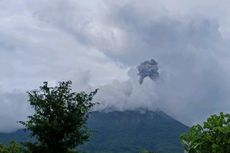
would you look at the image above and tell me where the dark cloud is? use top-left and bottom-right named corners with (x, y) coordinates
top-left (137, 59), bottom-right (159, 84)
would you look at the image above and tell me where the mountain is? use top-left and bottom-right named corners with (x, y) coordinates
top-left (0, 110), bottom-right (189, 153)
top-left (0, 129), bottom-right (31, 143)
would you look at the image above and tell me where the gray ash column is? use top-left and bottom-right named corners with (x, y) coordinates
top-left (137, 59), bottom-right (159, 84)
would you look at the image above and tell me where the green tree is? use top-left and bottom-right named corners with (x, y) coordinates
top-left (0, 141), bottom-right (24, 153)
top-left (20, 81), bottom-right (98, 153)
top-left (181, 112), bottom-right (230, 153)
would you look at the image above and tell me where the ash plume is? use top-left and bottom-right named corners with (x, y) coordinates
top-left (137, 59), bottom-right (159, 84)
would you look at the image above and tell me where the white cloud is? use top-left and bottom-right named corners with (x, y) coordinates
top-left (0, 0), bottom-right (230, 131)
top-left (0, 90), bottom-right (30, 132)
top-left (0, 0), bottom-right (128, 132)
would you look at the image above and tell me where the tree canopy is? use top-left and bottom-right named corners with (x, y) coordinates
top-left (181, 112), bottom-right (230, 153)
top-left (20, 81), bottom-right (98, 153)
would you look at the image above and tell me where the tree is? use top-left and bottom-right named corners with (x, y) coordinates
top-left (0, 141), bottom-right (24, 153)
top-left (181, 112), bottom-right (230, 153)
top-left (20, 81), bottom-right (98, 153)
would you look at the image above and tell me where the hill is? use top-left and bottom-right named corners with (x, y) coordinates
top-left (0, 110), bottom-right (189, 153)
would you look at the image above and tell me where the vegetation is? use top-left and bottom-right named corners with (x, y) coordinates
top-left (181, 112), bottom-right (230, 153)
top-left (19, 81), bottom-right (98, 153)
top-left (0, 141), bottom-right (24, 153)
top-left (140, 150), bottom-right (155, 153)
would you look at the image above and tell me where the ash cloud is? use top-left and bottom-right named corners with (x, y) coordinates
top-left (137, 59), bottom-right (159, 84)
top-left (92, 2), bottom-right (230, 125)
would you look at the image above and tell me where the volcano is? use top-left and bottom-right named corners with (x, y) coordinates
top-left (0, 110), bottom-right (188, 153)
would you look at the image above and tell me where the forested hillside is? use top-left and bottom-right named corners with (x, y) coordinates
top-left (0, 110), bottom-right (189, 153)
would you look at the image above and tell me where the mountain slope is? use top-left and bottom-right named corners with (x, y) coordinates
top-left (0, 110), bottom-right (189, 153)
top-left (81, 110), bottom-right (188, 153)
top-left (0, 130), bottom-right (31, 143)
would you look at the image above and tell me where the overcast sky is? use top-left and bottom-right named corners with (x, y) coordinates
top-left (1, 0), bottom-right (230, 132)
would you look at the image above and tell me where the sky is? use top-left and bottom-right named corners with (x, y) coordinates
top-left (1, 0), bottom-right (230, 132)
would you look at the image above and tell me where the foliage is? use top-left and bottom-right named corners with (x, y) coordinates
top-left (181, 112), bottom-right (230, 153)
top-left (0, 141), bottom-right (24, 153)
top-left (20, 81), bottom-right (98, 153)
top-left (140, 149), bottom-right (156, 153)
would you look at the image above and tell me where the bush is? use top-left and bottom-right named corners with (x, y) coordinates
top-left (181, 112), bottom-right (230, 153)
